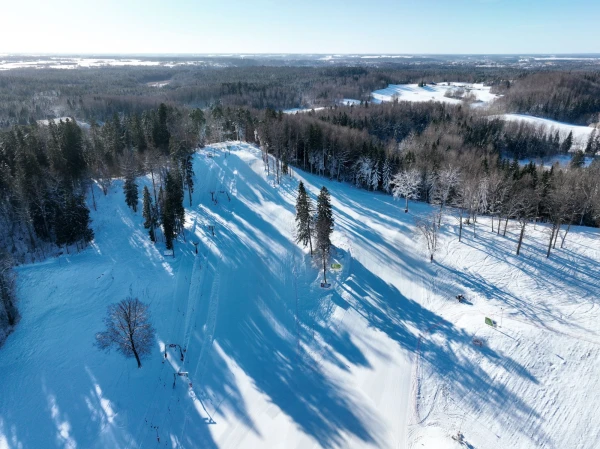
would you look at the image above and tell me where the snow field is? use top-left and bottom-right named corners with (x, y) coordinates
top-left (371, 83), bottom-right (499, 106)
top-left (0, 142), bottom-right (599, 449)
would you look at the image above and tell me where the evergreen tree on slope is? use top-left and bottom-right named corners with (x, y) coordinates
top-left (295, 181), bottom-right (314, 255)
top-left (142, 186), bottom-right (156, 242)
top-left (315, 186), bottom-right (334, 284)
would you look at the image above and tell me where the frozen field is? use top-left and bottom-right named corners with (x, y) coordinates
top-left (1, 143), bottom-right (599, 449)
top-left (371, 83), bottom-right (499, 106)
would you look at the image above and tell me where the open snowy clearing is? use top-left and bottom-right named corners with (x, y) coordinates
top-left (1, 143), bottom-right (599, 449)
top-left (37, 117), bottom-right (91, 129)
top-left (282, 107), bottom-right (326, 114)
top-left (371, 83), bottom-right (499, 106)
top-left (519, 154), bottom-right (595, 168)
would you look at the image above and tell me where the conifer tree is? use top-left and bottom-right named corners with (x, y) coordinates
top-left (169, 169), bottom-right (185, 235)
top-left (561, 131), bottom-right (573, 153)
top-left (162, 172), bottom-right (176, 251)
top-left (184, 154), bottom-right (194, 207)
top-left (315, 186), bottom-right (334, 283)
top-left (142, 186), bottom-right (156, 242)
top-left (295, 181), bottom-right (314, 255)
top-left (124, 174), bottom-right (139, 212)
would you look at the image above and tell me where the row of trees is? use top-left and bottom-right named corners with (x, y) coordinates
top-left (392, 155), bottom-right (600, 258)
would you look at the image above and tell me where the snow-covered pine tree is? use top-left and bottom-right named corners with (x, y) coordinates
top-left (295, 181), bottom-right (314, 255)
top-left (315, 186), bottom-right (334, 283)
top-left (142, 186), bottom-right (156, 242)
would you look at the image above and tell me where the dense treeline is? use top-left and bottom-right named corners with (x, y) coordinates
top-left (0, 64), bottom-right (524, 128)
top-left (493, 72), bottom-right (600, 125)
top-left (0, 102), bottom-right (210, 343)
top-left (254, 102), bottom-right (600, 252)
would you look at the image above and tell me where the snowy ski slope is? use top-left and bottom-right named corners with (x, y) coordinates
top-left (1, 143), bottom-right (599, 449)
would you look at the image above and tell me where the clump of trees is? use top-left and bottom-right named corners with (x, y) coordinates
top-left (295, 183), bottom-right (335, 283)
top-left (95, 297), bottom-right (155, 368)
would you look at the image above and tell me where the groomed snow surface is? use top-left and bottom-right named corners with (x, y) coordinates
top-left (1, 143), bottom-right (600, 449)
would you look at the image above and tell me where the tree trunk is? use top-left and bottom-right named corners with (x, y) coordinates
top-left (503, 217), bottom-right (509, 236)
top-left (150, 168), bottom-right (158, 205)
top-left (405, 196), bottom-right (408, 212)
top-left (458, 212), bottom-right (463, 242)
top-left (516, 223), bottom-right (526, 256)
top-left (553, 222), bottom-right (561, 249)
top-left (129, 329), bottom-right (142, 368)
top-left (546, 224), bottom-right (556, 258)
top-left (322, 256), bottom-right (327, 283)
top-left (90, 183), bottom-right (97, 211)
top-left (561, 223), bottom-right (572, 249)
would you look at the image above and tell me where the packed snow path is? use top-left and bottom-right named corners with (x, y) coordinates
top-left (1, 142), bottom-right (599, 449)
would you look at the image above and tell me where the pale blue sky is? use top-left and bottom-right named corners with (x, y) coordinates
top-left (0, 0), bottom-right (598, 54)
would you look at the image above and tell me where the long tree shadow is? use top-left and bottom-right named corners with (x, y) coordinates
top-left (339, 257), bottom-right (547, 445)
top-left (188, 198), bottom-right (381, 448)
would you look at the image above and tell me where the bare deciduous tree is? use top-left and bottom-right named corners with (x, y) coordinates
top-left (430, 166), bottom-right (460, 225)
top-left (95, 297), bottom-right (155, 368)
top-left (416, 213), bottom-right (440, 262)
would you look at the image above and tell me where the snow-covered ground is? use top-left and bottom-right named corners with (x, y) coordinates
top-left (371, 83), bottom-right (499, 106)
top-left (519, 154), bottom-right (595, 168)
top-left (282, 107), bottom-right (325, 114)
top-left (37, 117), bottom-right (91, 129)
top-left (499, 114), bottom-right (597, 151)
top-left (1, 142), bottom-right (599, 449)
